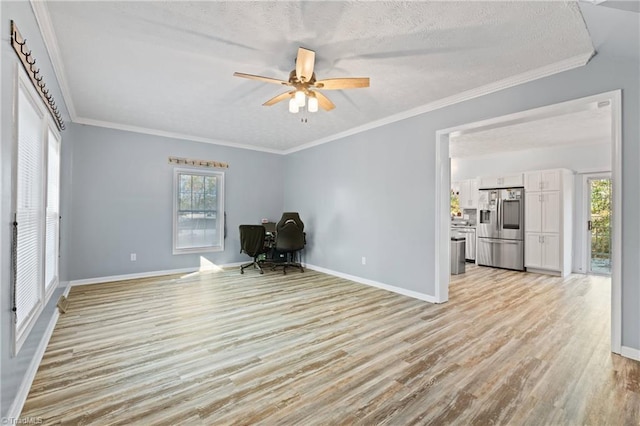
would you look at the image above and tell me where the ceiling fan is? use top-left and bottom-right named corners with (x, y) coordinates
top-left (233, 47), bottom-right (370, 113)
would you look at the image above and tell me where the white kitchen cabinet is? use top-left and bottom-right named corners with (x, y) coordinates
top-left (525, 233), bottom-right (560, 271)
top-left (525, 193), bottom-right (543, 233)
top-left (525, 233), bottom-right (543, 268)
top-left (542, 192), bottom-right (560, 233)
top-left (478, 173), bottom-right (523, 189)
top-left (526, 191), bottom-right (560, 233)
top-left (542, 234), bottom-right (560, 270)
top-left (524, 168), bottom-right (573, 277)
top-left (525, 170), bottom-right (561, 192)
top-left (458, 179), bottom-right (479, 209)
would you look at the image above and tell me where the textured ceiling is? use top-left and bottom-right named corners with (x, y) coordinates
top-left (40, 1), bottom-right (595, 152)
top-left (449, 105), bottom-right (611, 158)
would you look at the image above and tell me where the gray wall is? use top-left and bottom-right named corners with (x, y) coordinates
top-left (283, 3), bottom-right (640, 349)
top-left (62, 124), bottom-right (284, 281)
top-left (1, 1), bottom-right (68, 417)
top-left (285, 118), bottom-right (431, 288)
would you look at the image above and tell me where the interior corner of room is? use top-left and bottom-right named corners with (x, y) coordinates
top-left (1, 0), bottom-right (639, 423)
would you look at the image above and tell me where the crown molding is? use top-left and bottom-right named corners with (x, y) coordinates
top-left (283, 51), bottom-right (595, 155)
top-left (74, 49), bottom-right (593, 156)
top-left (73, 117), bottom-right (284, 154)
top-left (30, 0), bottom-right (76, 120)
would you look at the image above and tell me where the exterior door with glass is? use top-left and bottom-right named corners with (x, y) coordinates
top-left (587, 176), bottom-right (612, 275)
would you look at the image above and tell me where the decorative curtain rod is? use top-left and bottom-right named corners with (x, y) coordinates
top-left (168, 156), bottom-right (229, 169)
top-left (10, 21), bottom-right (65, 131)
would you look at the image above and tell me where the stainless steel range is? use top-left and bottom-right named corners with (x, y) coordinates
top-left (476, 187), bottom-right (525, 271)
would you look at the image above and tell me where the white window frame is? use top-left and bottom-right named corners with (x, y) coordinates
top-left (172, 168), bottom-right (225, 254)
top-left (44, 127), bottom-right (61, 296)
top-left (12, 65), bottom-right (61, 354)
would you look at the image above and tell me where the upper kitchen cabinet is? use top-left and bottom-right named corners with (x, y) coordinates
top-left (524, 168), bottom-right (574, 277)
top-left (458, 179), bottom-right (479, 209)
top-left (478, 173), bottom-right (523, 189)
top-left (525, 170), bottom-right (562, 191)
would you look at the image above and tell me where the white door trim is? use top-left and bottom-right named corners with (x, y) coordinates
top-left (610, 90), bottom-right (622, 354)
top-left (434, 140), bottom-right (451, 303)
top-left (434, 90), bottom-right (622, 354)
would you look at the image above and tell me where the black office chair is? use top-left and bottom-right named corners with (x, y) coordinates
top-left (273, 218), bottom-right (305, 274)
top-left (276, 212), bottom-right (304, 232)
top-left (239, 225), bottom-right (268, 274)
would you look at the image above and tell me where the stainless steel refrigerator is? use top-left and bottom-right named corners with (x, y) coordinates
top-left (477, 187), bottom-right (525, 271)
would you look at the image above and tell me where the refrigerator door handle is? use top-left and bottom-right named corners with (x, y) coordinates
top-left (496, 199), bottom-right (501, 231)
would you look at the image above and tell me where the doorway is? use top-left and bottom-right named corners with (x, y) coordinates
top-left (586, 174), bottom-right (612, 275)
top-left (435, 90), bottom-right (622, 354)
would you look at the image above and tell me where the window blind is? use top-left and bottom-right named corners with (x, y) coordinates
top-left (15, 85), bottom-right (45, 340)
top-left (12, 65), bottom-right (63, 353)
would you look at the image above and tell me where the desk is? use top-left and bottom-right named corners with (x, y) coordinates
top-left (258, 222), bottom-right (305, 265)
top-left (262, 221), bottom-right (276, 234)
top-left (254, 222), bottom-right (280, 264)
top-left (263, 235), bottom-right (287, 264)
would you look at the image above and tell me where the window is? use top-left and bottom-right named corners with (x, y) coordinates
top-left (13, 68), bottom-right (61, 353)
top-left (173, 168), bottom-right (225, 254)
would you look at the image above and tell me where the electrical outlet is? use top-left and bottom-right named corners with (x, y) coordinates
top-left (130, 253), bottom-right (137, 262)
top-left (361, 256), bottom-right (366, 265)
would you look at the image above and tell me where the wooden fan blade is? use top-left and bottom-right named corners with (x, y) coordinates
top-left (263, 91), bottom-right (294, 106)
top-left (315, 77), bottom-right (370, 90)
top-left (295, 47), bottom-right (315, 83)
top-left (314, 91), bottom-right (335, 111)
top-left (233, 72), bottom-right (289, 85)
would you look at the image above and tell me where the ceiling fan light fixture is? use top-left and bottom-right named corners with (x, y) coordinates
top-left (308, 95), bottom-right (318, 113)
top-left (234, 47), bottom-right (368, 114)
top-left (289, 98), bottom-right (299, 113)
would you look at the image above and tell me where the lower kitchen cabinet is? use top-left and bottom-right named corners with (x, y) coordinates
top-left (525, 233), bottom-right (560, 272)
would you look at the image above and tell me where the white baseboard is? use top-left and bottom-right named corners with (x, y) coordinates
top-left (68, 262), bottom-right (246, 287)
top-left (305, 264), bottom-right (437, 303)
top-left (620, 346), bottom-right (640, 362)
top-left (7, 280), bottom-right (72, 418)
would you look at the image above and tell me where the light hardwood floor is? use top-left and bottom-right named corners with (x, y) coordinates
top-left (21, 265), bottom-right (640, 425)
